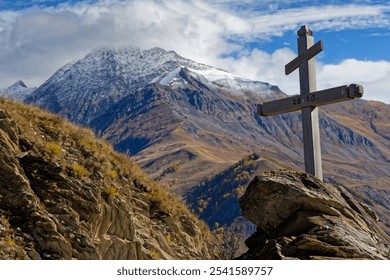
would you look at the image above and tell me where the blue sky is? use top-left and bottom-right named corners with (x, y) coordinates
top-left (0, 0), bottom-right (389, 103)
top-left (0, 0), bottom-right (97, 10)
top-left (247, 27), bottom-right (390, 64)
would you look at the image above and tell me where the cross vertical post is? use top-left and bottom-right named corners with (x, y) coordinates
top-left (297, 25), bottom-right (323, 180)
top-left (257, 25), bottom-right (363, 181)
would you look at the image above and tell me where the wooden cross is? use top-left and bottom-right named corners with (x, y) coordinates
top-left (257, 25), bottom-right (364, 181)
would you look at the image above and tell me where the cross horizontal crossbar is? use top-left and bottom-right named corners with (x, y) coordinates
top-left (285, 40), bottom-right (323, 75)
top-left (257, 84), bottom-right (363, 116)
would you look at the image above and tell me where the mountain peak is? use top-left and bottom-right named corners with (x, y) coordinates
top-left (1, 80), bottom-right (35, 101)
top-left (10, 79), bottom-right (27, 88)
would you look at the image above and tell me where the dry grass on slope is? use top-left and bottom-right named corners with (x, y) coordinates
top-left (0, 97), bottom-right (211, 238)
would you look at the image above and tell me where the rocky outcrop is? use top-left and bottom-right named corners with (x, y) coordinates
top-left (238, 171), bottom-right (390, 260)
top-left (0, 100), bottom-right (219, 260)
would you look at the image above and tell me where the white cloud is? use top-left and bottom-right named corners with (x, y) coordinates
top-left (0, 0), bottom-right (389, 104)
top-left (214, 47), bottom-right (300, 94)
top-left (215, 49), bottom-right (390, 104)
top-left (317, 59), bottom-right (390, 103)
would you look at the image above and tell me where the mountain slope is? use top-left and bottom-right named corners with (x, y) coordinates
top-left (26, 47), bottom-right (283, 193)
top-left (0, 97), bottom-right (218, 260)
top-left (187, 152), bottom-right (279, 227)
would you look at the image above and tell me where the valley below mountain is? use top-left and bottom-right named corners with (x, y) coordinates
top-left (2, 47), bottom-right (390, 257)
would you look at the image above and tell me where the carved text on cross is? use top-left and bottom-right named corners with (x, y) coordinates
top-left (257, 25), bottom-right (364, 181)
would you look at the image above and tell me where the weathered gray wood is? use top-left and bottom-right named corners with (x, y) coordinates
top-left (296, 25), bottom-right (323, 180)
top-left (257, 84), bottom-right (363, 116)
top-left (302, 106), bottom-right (322, 180)
top-left (257, 25), bottom-right (364, 182)
top-left (285, 40), bottom-right (323, 75)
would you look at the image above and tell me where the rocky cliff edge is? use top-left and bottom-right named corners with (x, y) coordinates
top-left (238, 171), bottom-right (390, 259)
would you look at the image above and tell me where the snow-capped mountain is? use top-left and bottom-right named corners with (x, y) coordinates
top-left (25, 47), bottom-right (390, 235)
top-left (27, 47), bottom-right (277, 124)
top-left (1, 80), bottom-right (36, 101)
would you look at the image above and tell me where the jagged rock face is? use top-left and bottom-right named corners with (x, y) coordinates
top-left (238, 171), bottom-right (390, 260)
top-left (0, 102), bottom-right (218, 260)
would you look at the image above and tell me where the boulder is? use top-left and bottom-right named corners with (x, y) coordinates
top-left (238, 171), bottom-right (390, 259)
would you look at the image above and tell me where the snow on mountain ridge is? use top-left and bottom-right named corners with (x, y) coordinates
top-left (83, 47), bottom-right (213, 84)
top-left (188, 68), bottom-right (277, 95)
top-left (159, 66), bottom-right (183, 85)
top-left (190, 68), bottom-right (245, 82)
top-left (155, 64), bottom-right (277, 96)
